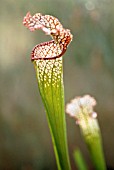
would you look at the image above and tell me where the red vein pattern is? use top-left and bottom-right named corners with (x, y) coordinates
top-left (23, 12), bottom-right (73, 60)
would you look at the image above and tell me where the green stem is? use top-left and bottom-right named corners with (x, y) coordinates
top-left (33, 57), bottom-right (71, 170)
top-left (74, 148), bottom-right (88, 170)
top-left (80, 119), bottom-right (106, 170)
top-left (85, 133), bottom-right (106, 170)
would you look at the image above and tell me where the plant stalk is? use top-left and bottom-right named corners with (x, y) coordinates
top-left (33, 57), bottom-right (71, 170)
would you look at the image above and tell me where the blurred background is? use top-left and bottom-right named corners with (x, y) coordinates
top-left (0, 0), bottom-right (114, 169)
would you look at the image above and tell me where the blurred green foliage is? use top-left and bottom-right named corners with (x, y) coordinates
top-left (0, 0), bottom-right (114, 169)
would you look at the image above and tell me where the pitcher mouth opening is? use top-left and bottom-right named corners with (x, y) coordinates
top-left (31, 40), bottom-right (67, 61)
